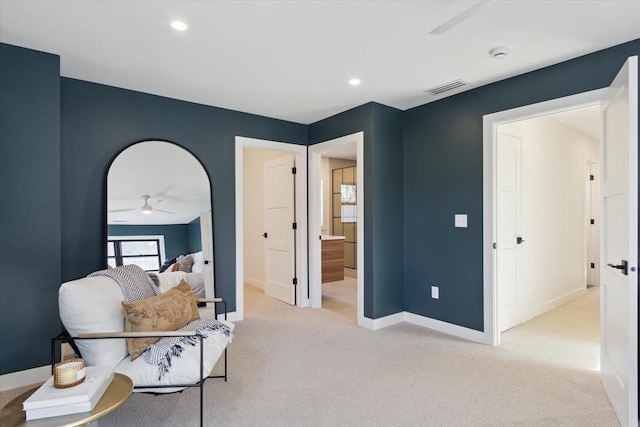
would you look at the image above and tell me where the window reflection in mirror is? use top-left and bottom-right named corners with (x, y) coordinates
top-left (106, 141), bottom-right (214, 298)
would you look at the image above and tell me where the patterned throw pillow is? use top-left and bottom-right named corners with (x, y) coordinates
top-left (121, 281), bottom-right (200, 360)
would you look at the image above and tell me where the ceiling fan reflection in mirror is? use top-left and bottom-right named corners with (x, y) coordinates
top-left (108, 195), bottom-right (175, 215)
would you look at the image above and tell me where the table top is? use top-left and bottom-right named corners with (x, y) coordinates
top-left (0, 373), bottom-right (133, 427)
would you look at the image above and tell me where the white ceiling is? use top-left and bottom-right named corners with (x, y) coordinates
top-left (1, 1), bottom-right (639, 124)
top-left (107, 141), bottom-right (210, 225)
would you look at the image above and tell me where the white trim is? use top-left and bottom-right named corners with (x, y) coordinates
top-left (244, 277), bottom-right (265, 290)
top-left (524, 288), bottom-right (587, 322)
top-left (359, 311), bottom-right (485, 343)
top-left (483, 88), bottom-right (607, 346)
top-left (107, 234), bottom-right (167, 264)
top-left (369, 312), bottom-right (405, 331)
top-left (404, 312), bottom-right (485, 343)
top-left (235, 136), bottom-right (308, 321)
top-left (308, 132), bottom-right (366, 327)
top-left (217, 311), bottom-right (238, 322)
top-left (0, 365), bottom-right (50, 391)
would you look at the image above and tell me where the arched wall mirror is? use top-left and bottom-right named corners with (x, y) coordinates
top-left (106, 140), bottom-right (214, 300)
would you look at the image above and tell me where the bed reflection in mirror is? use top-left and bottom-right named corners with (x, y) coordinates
top-left (107, 140), bottom-right (214, 300)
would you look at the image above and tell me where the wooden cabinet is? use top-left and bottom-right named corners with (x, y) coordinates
top-left (321, 237), bottom-right (344, 283)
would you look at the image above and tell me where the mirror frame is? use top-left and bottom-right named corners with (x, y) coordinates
top-left (103, 139), bottom-right (216, 298)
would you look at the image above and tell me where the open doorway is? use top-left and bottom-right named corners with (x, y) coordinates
top-left (484, 57), bottom-right (638, 426)
top-left (235, 137), bottom-right (308, 321)
top-left (309, 132), bottom-right (365, 326)
top-left (493, 105), bottom-right (602, 372)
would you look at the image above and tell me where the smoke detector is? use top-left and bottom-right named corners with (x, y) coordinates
top-left (489, 46), bottom-right (511, 60)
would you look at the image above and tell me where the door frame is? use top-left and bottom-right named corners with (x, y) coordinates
top-left (482, 88), bottom-right (607, 346)
top-left (235, 136), bottom-right (308, 321)
top-left (308, 132), bottom-right (365, 326)
top-left (584, 157), bottom-right (601, 288)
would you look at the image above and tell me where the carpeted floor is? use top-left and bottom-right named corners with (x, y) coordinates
top-left (321, 276), bottom-right (357, 321)
top-left (1, 286), bottom-right (618, 426)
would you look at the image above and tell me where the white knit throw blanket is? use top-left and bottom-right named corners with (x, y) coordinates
top-left (89, 265), bottom-right (233, 379)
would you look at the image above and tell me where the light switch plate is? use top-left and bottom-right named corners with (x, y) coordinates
top-left (431, 286), bottom-right (439, 299)
top-left (455, 214), bottom-right (468, 228)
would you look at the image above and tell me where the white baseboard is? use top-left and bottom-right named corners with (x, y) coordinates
top-left (370, 312), bottom-right (405, 330)
top-left (524, 287), bottom-right (587, 322)
top-left (404, 312), bottom-right (485, 343)
top-left (217, 311), bottom-right (238, 322)
top-left (358, 315), bottom-right (375, 330)
top-left (244, 277), bottom-right (264, 290)
top-left (359, 311), bottom-right (484, 344)
top-left (0, 365), bottom-right (50, 391)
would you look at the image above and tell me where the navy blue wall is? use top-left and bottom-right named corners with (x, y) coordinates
top-left (60, 79), bottom-right (308, 314)
top-left (2, 38), bottom-right (638, 376)
top-left (309, 102), bottom-right (404, 318)
top-left (0, 44), bottom-right (61, 374)
top-left (403, 39), bottom-right (640, 331)
top-left (188, 217), bottom-right (202, 253)
top-left (107, 224), bottom-right (191, 260)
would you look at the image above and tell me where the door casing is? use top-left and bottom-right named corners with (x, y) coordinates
top-left (308, 132), bottom-right (366, 327)
top-left (235, 136), bottom-right (308, 321)
top-left (482, 88), bottom-right (607, 346)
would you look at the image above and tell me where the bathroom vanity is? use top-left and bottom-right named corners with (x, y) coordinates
top-left (321, 235), bottom-right (345, 283)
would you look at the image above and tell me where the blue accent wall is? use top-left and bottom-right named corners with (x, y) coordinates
top-left (0, 44), bottom-right (61, 374)
top-left (1, 38), bottom-right (638, 376)
top-left (188, 217), bottom-right (202, 253)
top-left (309, 103), bottom-right (405, 318)
top-left (60, 78), bottom-right (308, 316)
top-left (403, 39), bottom-right (640, 331)
top-left (107, 224), bottom-right (191, 260)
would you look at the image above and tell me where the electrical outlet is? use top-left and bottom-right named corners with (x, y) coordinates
top-left (431, 286), bottom-right (439, 299)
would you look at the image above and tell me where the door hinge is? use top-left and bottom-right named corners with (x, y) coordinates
top-left (493, 242), bottom-right (497, 249)
top-left (292, 222), bottom-right (297, 230)
top-left (590, 174), bottom-right (594, 181)
top-left (292, 167), bottom-right (297, 174)
top-left (292, 278), bottom-right (298, 285)
top-left (590, 263), bottom-right (595, 269)
top-left (590, 219), bottom-right (595, 225)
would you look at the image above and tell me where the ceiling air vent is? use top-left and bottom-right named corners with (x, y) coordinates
top-left (426, 79), bottom-right (467, 96)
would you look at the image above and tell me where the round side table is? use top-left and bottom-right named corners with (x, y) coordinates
top-left (0, 373), bottom-right (133, 427)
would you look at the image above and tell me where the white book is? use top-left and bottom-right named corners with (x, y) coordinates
top-left (23, 365), bottom-right (113, 410)
top-left (25, 370), bottom-right (114, 421)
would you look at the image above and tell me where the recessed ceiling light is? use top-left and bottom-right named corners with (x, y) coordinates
top-left (349, 78), bottom-right (361, 86)
top-left (171, 20), bottom-right (188, 31)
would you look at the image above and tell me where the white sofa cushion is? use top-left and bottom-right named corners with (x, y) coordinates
top-left (115, 320), bottom-right (234, 393)
top-left (59, 274), bottom-right (233, 393)
top-left (59, 276), bottom-right (128, 368)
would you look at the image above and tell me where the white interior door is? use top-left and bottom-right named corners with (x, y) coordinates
top-left (497, 131), bottom-right (524, 332)
top-left (587, 163), bottom-right (601, 287)
top-left (263, 154), bottom-right (296, 305)
top-left (200, 211), bottom-right (215, 305)
top-left (600, 56), bottom-right (638, 427)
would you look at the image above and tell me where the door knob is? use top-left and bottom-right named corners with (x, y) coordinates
top-left (262, 232), bottom-right (268, 238)
top-left (607, 260), bottom-right (628, 275)
top-left (516, 237), bottom-right (525, 244)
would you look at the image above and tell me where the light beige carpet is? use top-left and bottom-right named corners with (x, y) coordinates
top-left (321, 276), bottom-right (357, 321)
top-left (1, 286), bottom-right (618, 426)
